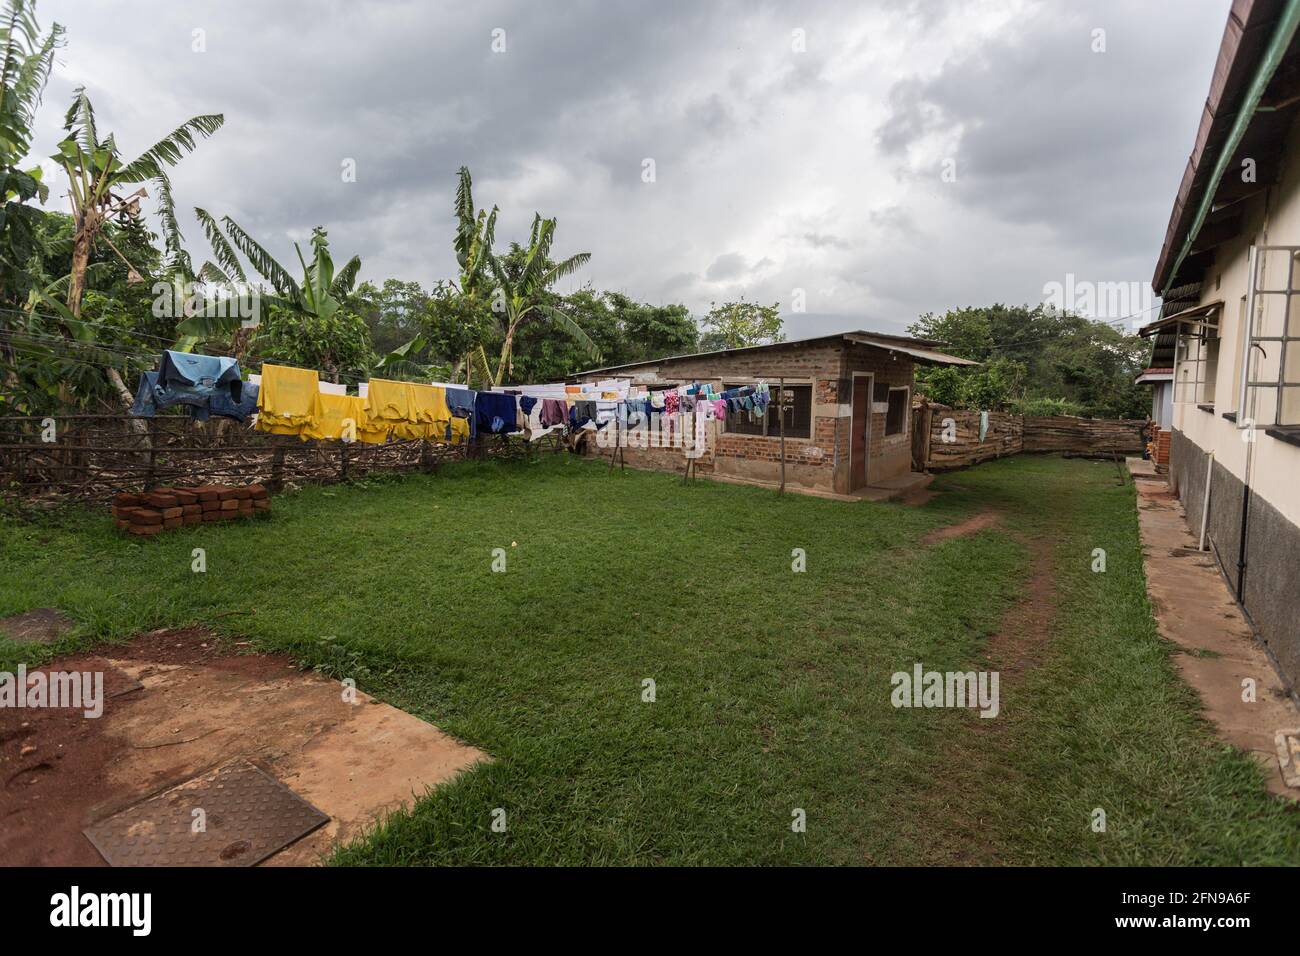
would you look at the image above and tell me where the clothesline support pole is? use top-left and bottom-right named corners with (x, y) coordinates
top-left (269, 440), bottom-right (286, 493)
top-left (608, 420), bottom-right (625, 473)
top-left (779, 377), bottom-right (786, 496)
top-left (143, 418), bottom-right (159, 491)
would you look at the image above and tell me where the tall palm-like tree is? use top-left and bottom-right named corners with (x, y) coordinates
top-left (449, 166), bottom-right (499, 387)
top-left (0, 0), bottom-right (62, 287)
top-left (177, 213), bottom-right (362, 347)
top-left (454, 165), bottom-right (496, 300)
top-left (48, 87), bottom-right (222, 405)
top-left (487, 213), bottom-right (597, 383)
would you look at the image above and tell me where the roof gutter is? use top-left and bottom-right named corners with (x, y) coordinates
top-left (1162, 0), bottom-right (1300, 297)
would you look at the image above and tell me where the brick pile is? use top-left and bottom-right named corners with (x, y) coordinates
top-left (112, 483), bottom-right (270, 536)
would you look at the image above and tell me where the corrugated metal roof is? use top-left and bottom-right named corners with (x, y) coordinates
top-left (1138, 300), bottom-right (1224, 338)
top-left (570, 330), bottom-right (977, 378)
top-left (1152, 0), bottom-right (1300, 293)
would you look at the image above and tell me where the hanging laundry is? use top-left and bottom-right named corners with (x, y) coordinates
top-left (302, 392), bottom-right (388, 443)
top-left (446, 416), bottom-right (471, 444)
top-left (131, 351), bottom-right (249, 422)
top-left (365, 378), bottom-right (414, 426)
top-left (444, 386), bottom-right (477, 440)
top-left (539, 399), bottom-right (568, 428)
top-left (570, 400), bottom-right (598, 428)
top-left (130, 371), bottom-right (162, 418)
top-left (210, 381), bottom-right (259, 423)
top-left (405, 382), bottom-right (452, 439)
top-left (475, 391), bottom-right (518, 434)
top-left (256, 363), bottom-right (320, 435)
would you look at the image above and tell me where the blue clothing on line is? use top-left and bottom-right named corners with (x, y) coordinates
top-left (444, 387), bottom-right (477, 439)
top-left (475, 391), bottom-right (518, 434)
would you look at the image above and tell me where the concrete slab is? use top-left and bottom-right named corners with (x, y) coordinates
top-left (1125, 456), bottom-right (1158, 478)
top-left (0, 629), bottom-right (488, 865)
top-left (1135, 478), bottom-right (1300, 798)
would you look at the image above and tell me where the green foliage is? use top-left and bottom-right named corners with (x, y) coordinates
top-left (486, 214), bottom-right (595, 383)
top-left (254, 301), bottom-right (375, 385)
top-left (699, 298), bottom-right (783, 351)
top-left (1008, 395), bottom-right (1086, 417)
top-left (0, 0), bottom-right (63, 310)
top-left (909, 304), bottom-right (1148, 417)
top-left (917, 357), bottom-right (1025, 411)
top-left (605, 291), bottom-right (698, 364)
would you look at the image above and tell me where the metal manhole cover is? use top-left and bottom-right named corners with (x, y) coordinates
top-left (83, 761), bottom-right (328, 866)
top-left (0, 608), bottom-right (75, 645)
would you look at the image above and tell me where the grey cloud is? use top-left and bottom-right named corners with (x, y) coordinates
top-left (706, 252), bottom-right (748, 281)
top-left (32, 0), bottom-right (1235, 342)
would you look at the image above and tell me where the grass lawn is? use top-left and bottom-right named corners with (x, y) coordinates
top-left (2, 453), bottom-right (1298, 864)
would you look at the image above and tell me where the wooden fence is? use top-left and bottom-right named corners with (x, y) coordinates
top-left (913, 404), bottom-right (1145, 471)
top-left (0, 413), bottom-right (537, 503)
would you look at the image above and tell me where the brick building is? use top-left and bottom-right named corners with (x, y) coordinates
top-left (570, 331), bottom-right (974, 495)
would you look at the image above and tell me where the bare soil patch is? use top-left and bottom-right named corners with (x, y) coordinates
top-left (920, 509), bottom-right (1000, 545)
top-left (0, 627), bottom-right (486, 866)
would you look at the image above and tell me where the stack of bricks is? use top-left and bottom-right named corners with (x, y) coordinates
top-left (1153, 428), bottom-right (1171, 474)
top-left (112, 483), bottom-right (270, 536)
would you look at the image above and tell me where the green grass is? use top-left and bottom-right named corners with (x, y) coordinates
top-left (1, 453), bottom-right (1296, 864)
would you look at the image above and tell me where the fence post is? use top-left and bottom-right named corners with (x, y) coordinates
top-left (779, 376), bottom-right (786, 495)
top-left (340, 439), bottom-right (349, 480)
top-left (269, 441), bottom-right (286, 493)
top-left (144, 418), bottom-right (159, 490)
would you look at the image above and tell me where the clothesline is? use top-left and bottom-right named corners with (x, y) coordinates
top-left (128, 349), bottom-right (774, 450)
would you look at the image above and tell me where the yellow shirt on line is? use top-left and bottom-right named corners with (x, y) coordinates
top-left (301, 392), bottom-right (389, 444)
top-left (256, 363), bottom-right (319, 435)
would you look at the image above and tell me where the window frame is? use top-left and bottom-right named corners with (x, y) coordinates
top-left (1239, 245), bottom-right (1300, 427)
top-left (884, 386), bottom-right (910, 437)
top-left (721, 378), bottom-right (813, 440)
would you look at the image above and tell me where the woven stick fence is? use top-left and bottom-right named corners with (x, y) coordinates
top-left (0, 414), bottom-right (533, 503)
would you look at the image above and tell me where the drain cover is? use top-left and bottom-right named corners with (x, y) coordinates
top-left (0, 608), bottom-right (74, 644)
top-left (84, 761), bottom-right (328, 866)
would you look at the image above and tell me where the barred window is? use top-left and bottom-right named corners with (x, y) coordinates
top-left (723, 382), bottom-right (811, 439)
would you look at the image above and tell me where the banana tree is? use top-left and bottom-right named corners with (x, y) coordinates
top-left (447, 166), bottom-right (497, 386)
top-left (49, 86), bottom-right (222, 406)
top-left (454, 165), bottom-right (496, 302)
top-left (0, 0), bottom-right (63, 297)
top-left (177, 216), bottom-right (364, 379)
top-left (487, 213), bottom-right (596, 383)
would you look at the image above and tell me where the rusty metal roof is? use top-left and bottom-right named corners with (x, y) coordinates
top-left (1152, 0), bottom-right (1300, 294)
top-left (571, 330), bottom-right (976, 378)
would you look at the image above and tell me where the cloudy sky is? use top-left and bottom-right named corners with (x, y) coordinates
top-left (31, 0), bottom-right (1230, 338)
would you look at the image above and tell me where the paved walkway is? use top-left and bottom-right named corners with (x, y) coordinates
top-left (1130, 463), bottom-right (1300, 798)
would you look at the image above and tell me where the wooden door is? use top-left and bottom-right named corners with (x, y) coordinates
top-left (850, 375), bottom-right (871, 488)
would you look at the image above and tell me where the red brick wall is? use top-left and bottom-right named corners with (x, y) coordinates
top-left (575, 341), bottom-right (918, 492)
top-left (1153, 427), bottom-right (1171, 473)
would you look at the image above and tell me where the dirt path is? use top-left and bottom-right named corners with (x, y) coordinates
top-left (912, 530), bottom-right (1060, 864)
top-left (984, 533), bottom-right (1059, 680)
top-left (920, 509), bottom-right (1000, 545)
